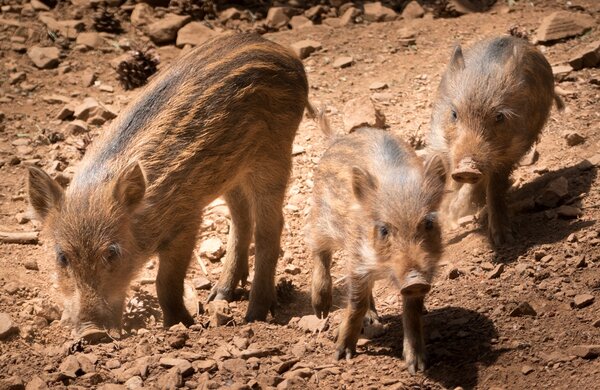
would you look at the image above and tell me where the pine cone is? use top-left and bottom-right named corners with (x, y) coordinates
top-left (93, 7), bottom-right (123, 34)
top-left (116, 50), bottom-right (159, 90)
top-left (169, 0), bottom-right (218, 20)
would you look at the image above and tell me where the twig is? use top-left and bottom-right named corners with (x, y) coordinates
top-left (194, 250), bottom-right (208, 275)
top-left (0, 231), bottom-right (39, 244)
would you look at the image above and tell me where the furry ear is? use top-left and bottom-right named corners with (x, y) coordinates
top-left (352, 166), bottom-right (378, 204)
top-left (28, 166), bottom-right (64, 221)
top-left (423, 152), bottom-right (448, 209)
top-left (449, 44), bottom-right (465, 72)
top-left (113, 162), bottom-right (146, 211)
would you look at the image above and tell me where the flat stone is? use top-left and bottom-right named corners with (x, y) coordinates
top-left (572, 294), bottom-right (594, 309)
top-left (289, 15), bottom-right (312, 29)
top-left (363, 2), bottom-right (397, 22)
top-left (76, 32), bottom-right (104, 49)
top-left (59, 355), bottom-right (81, 379)
top-left (369, 81), bottom-right (388, 90)
top-left (339, 7), bottom-right (361, 26)
top-left (535, 11), bottom-right (595, 44)
top-left (488, 264), bottom-right (504, 279)
top-left (333, 56), bottom-right (354, 68)
top-left (552, 64), bottom-right (573, 81)
top-left (194, 359), bottom-right (218, 373)
top-left (0, 313), bottom-right (18, 339)
top-left (521, 365), bottom-right (534, 375)
top-left (402, 1), bottom-right (425, 19)
top-left (297, 314), bottom-right (328, 333)
top-left (148, 14), bottom-right (191, 45)
top-left (9, 72), bottom-right (26, 85)
top-left (568, 40), bottom-right (600, 70)
top-left (157, 367), bottom-right (182, 390)
top-left (193, 276), bottom-right (211, 290)
top-left (159, 358), bottom-right (194, 377)
top-left (31, 0), bottom-right (50, 11)
top-left (343, 96), bottom-right (385, 132)
top-left (0, 376), bottom-right (24, 390)
top-left (510, 302), bottom-right (537, 317)
top-left (556, 205), bottom-right (582, 219)
top-left (290, 40), bottom-right (322, 60)
top-left (27, 46), bottom-right (60, 69)
top-left (25, 375), bottom-right (48, 390)
top-left (176, 22), bottom-right (217, 48)
top-left (571, 345), bottom-right (600, 359)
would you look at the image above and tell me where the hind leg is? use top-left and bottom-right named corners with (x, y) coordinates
top-left (208, 186), bottom-right (254, 302)
top-left (245, 161), bottom-right (290, 322)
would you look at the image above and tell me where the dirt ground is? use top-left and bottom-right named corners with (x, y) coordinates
top-left (0, 1), bottom-right (599, 389)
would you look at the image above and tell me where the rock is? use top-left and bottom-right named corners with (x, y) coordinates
top-left (521, 365), bottom-right (534, 375)
top-left (200, 237), bottom-right (225, 261)
top-left (23, 259), bottom-right (39, 270)
top-left (519, 146), bottom-right (539, 166)
top-left (193, 276), bottom-right (211, 290)
top-left (176, 22), bottom-right (217, 48)
top-left (4, 282), bottom-right (19, 295)
top-left (277, 377), bottom-right (306, 389)
top-left (594, 319), bottom-right (600, 328)
top-left (305, 5), bottom-right (327, 22)
top-left (77, 355), bottom-right (95, 374)
top-left (369, 81), bottom-right (388, 90)
top-left (74, 97), bottom-right (116, 122)
top-left (65, 120), bottom-right (89, 135)
top-left (333, 56), bottom-right (354, 68)
top-left (233, 335), bottom-right (250, 350)
top-left (124, 376), bottom-right (143, 389)
top-left (363, 2), bottom-right (397, 22)
top-left (448, 267), bottom-right (462, 279)
top-left (571, 345), bottom-right (600, 359)
top-left (564, 131), bottom-right (585, 146)
top-left (536, 177), bottom-right (568, 208)
top-left (535, 11), bottom-right (595, 44)
top-left (290, 40), bottom-right (322, 60)
top-left (221, 358), bottom-right (247, 374)
top-left (488, 264), bottom-right (504, 279)
top-left (343, 96), bottom-right (385, 132)
top-left (59, 355), bottom-right (81, 379)
top-left (168, 331), bottom-right (189, 349)
top-left (572, 294), bottom-right (594, 309)
top-left (339, 7), bottom-right (361, 26)
top-left (283, 367), bottom-right (312, 380)
top-left (510, 302), bottom-right (537, 317)
top-left (27, 46), bottom-right (60, 69)
top-left (568, 40), bottom-right (600, 70)
top-left (57, 103), bottom-right (76, 120)
top-left (289, 15), bottom-right (312, 29)
top-left (82, 71), bottom-right (97, 87)
top-left (131, 3), bottom-right (154, 27)
top-left (31, 0), bottom-right (50, 11)
top-left (148, 14), bottom-right (191, 45)
top-left (284, 264), bottom-right (301, 275)
top-left (297, 314), bottom-right (328, 333)
top-left (76, 32), bottom-right (104, 49)
top-left (25, 375), bottom-right (48, 390)
top-left (207, 300), bottom-right (233, 327)
top-left (194, 359), bottom-right (218, 373)
top-left (9, 72), bottom-right (26, 85)
top-left (159, 358), bottom-right (194, 377)
top-left (157, 367), bottom-right (183, 390)
top-left (0, 376), bottom-right (24, 390)
top-left (552, 64), bottom-right (573, 81)
top-left (292, 144), bottom-right (305, 155)
top-left (0, 313), bottom-right (18, 339)
top-left (219, 8), bottom-right (242, 23)
top-left (402, 1), bottom-right (425, 19)
top-left (556, 205), bottom-right (582, 219)
top-left (266, 7), bottom-right (290, 29)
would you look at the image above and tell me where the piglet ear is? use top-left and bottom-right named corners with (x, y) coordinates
top-left (449, 44), bottom-right (465, 72)
top-left (352, 166), bottom-right (378, 205)
top-left (28, 166), bottom-right (64, 221)
top-left (422, 152), bottom-right (448, 209)
top-left (113, 162), bottom-right (146, 211)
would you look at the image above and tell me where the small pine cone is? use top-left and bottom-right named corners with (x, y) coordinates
top-left (93, 8), bottom-right (122, 34)
top-left (508, 25), bottom-right (530, 41)
top-left (116, 50), bottom-right (159, 90)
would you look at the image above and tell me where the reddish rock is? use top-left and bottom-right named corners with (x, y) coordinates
top-left (535, 11), bottom-right (595, 44)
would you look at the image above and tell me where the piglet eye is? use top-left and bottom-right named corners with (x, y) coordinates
top-left (424, 213), bottom-right (437, 231)
top-left (377, 224), bottom-right (389, 239)
top-left (107, 244), bottom-right (121, 262)
top-left (495, 112), bottom-right (505, 123)
top-left (56, 249), bottom-right (68, 267)
top-left (450, 109), bottom-right (458, 122)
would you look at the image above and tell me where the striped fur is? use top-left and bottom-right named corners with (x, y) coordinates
top-left (28, 33), bottom-right (310, 333)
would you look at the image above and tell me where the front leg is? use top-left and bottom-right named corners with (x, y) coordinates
top-left (486, 170), bottom-right (514, 246)
top-left (402, 295), bottom-right (426, 374)
top-left (335, 273), bottom-right (371, 360)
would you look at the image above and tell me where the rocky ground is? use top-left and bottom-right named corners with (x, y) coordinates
top-left (0, 0), bottom-right (599, 389)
